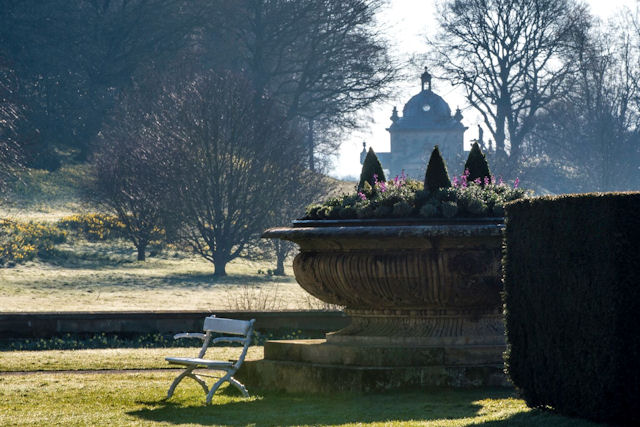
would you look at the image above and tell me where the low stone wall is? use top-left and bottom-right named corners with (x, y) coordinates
top-left (0, 310), bottom-right (349, 338)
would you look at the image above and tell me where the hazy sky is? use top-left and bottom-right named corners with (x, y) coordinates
top-left (330, 0), bottom-right (639, 179)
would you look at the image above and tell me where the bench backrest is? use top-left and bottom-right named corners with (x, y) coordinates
top-left (203, 316), bottom-right (253, 336)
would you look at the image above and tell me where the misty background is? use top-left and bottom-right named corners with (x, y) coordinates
top-left (1, 0), bottom-right (639, 197)
top-left (335, 0), bottom-right (640, 182)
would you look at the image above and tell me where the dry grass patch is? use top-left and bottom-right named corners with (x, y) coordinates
top-left (0, 244), bottom-right (323, 311)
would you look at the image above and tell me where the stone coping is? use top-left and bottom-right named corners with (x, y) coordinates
top-left (263, 223), bottom-right (505, 241)
top-left (0, 310), bottom-right (343, 317)
top-left (0, 310), bottom-right (350, 338)
top-left (291, 218), bottom-right (504, 227)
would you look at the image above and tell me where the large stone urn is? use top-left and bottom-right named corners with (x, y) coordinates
top-left (239, 218), bottom-right (509, 392)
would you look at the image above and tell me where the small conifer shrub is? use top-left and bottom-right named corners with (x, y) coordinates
top-left (424, 145), bottom-right (451, 192)
top-left (303, 148), bottom-right (527, 221)
top-left (358, 148), bottom-right (386, 190)
top-left (464, 142), bottom-right (491, 185)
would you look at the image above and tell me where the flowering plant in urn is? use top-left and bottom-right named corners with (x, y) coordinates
top-left (304, 143), bottom-right (528, 221)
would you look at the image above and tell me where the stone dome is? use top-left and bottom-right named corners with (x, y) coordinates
top-left (389, 89), bottom-right (464, 131)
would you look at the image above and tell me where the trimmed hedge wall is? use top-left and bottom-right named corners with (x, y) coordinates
top-left (503, 192), bottom-right (640, 425)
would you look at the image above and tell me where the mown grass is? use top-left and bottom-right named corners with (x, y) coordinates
top-left (0, 371), bottom-right (600, 426)
top-left (0, 347), bottom-right (264, 372)
top-left (0, 348), bottom-right (602, 426)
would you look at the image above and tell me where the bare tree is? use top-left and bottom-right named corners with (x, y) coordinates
top-left (264, 170), bottom-right (327, 275)
top-left (0, 0), bottom-right (207, 167)
top-left (203, 0), bottom-right (398, 169)
top-left (528, 15), bottom-right (640, 192)
top-left (1, 0), bottom-right (395, 170)
top-left (148, 71), bottom-right (310, 276)
top-left (93, 89), bottom-right (170, 261)
top-left (429, 0), bottom-right (587, 174)
top-left (0, 54), bottom-right (21, 191)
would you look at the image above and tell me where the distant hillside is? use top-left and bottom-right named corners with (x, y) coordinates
top-left (1, 164), bottom-right (357, 222)
top-left (1, 164), bottom-right (96, 221)
top-left (324, 176), bottom-right (357, 198)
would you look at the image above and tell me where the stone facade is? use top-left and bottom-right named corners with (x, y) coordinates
top-left (361, 71), bottom-right (467, 179)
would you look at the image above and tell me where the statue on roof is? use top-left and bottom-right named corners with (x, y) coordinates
top-left (421, 67), bottom-right (432, 91)
top-left (390, 106), bottom-right (399, 123)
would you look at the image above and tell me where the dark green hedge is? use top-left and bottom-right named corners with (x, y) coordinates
top-left (503, 192), bottom-right (640, 425)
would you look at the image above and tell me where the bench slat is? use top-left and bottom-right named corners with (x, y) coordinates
top-left (165, 357), bottom-right (234, 368)
top-left (203, 316), bottom-right (252, 335)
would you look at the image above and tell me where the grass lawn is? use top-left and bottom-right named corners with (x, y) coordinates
top-left (0, 347), bottom-right (265, 372)
top-left (0, 349), bottom-right (601, 426)
top-left (0, 370), bottom-right (601, 426)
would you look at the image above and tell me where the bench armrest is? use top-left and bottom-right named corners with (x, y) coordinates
top-left (173, 333), bottom-right (206, 340)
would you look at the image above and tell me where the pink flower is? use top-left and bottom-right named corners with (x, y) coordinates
top-left (461, 173), bottom-right (468, 188)
top-left (464, 169), bottom-right (470, 177)
top-left (379, 181), bottom-right (387, 192)
top-left (491, 175), bottom-right (496, 185)
top-left (514, 177), bottom-right (520, 189)
top-left (474, 178), bottom-right (482, 185)
top-left (484, 176), bottom-right (490, 186)
top-left (373, 174), bottom-right (378, 184)
top-left (498, 177), bottom-right (504, 185)
top-left (452, 176), bottom-right (459, 187)
top-left (357, 191), bottom-right (367, 201)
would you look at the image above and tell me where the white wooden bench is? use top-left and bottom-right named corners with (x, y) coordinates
top-left (165, 316), bottom-right (255, 404)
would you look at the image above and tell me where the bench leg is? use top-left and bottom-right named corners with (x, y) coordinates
top-left (187, 373), bottom-right (210, 395)
top-left (167, 367), bottom-right (209, 399)
top-left (167, 368), bottom-right (194, 399)
top-left (204, 370), bottom-right (249, 404)
top-left (205, 372), bottom-right (233, 404)
top-left (228, 376), bottom-right (249, 398)
top-left (170, 367), bottom-right (250, 404)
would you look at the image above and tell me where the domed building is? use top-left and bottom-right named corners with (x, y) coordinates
top-left (361, 69), bottom-right (466, 179)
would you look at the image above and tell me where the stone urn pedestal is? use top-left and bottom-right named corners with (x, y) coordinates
top-left (237, 219), bottom-right (510, 392)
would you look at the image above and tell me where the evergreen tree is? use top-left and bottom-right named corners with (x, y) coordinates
top-left (464, 142), bottom-right (491, 184)
top-left (358, 147), bottom-right (386, 190)
top-left (424, 145), bottom-right (451, 192)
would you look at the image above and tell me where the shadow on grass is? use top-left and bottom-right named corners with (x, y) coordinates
top-left (474, 410), bottom-right (603, 426)
top-left (43, 249), bottom-right (136, 269)
top-left (129, 389), bottom-right (519, 426)
top-left (161, 272), bottom-right (296, 287)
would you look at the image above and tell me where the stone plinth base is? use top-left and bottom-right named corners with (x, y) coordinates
top-left (236, 339), bottom-right (510, 393)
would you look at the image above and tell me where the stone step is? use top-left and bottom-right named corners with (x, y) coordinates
top-left (237, 359), bottom-right (510, 393)
top-left (264, 339), bottom-right (505, 367)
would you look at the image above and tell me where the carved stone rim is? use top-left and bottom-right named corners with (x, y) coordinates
top-left (262, 221), bottom-right (505, 242)
top-left (292, 217), bottom-right (504, 228)
top-left (346, 308), bottom-right (503, 317)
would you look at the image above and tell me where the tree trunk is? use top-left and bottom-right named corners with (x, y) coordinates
top-left (213, 257), bottom-right (228, 277)
top-left (307, 120), bottom-right (315, 171)
top-left (136, 244), bottom-right (146, 261)
top-left (274, 253), bottom-right (286, 276)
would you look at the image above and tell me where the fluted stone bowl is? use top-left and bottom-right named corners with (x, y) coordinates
top-left (263, 218), bottom-right (506, 347)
